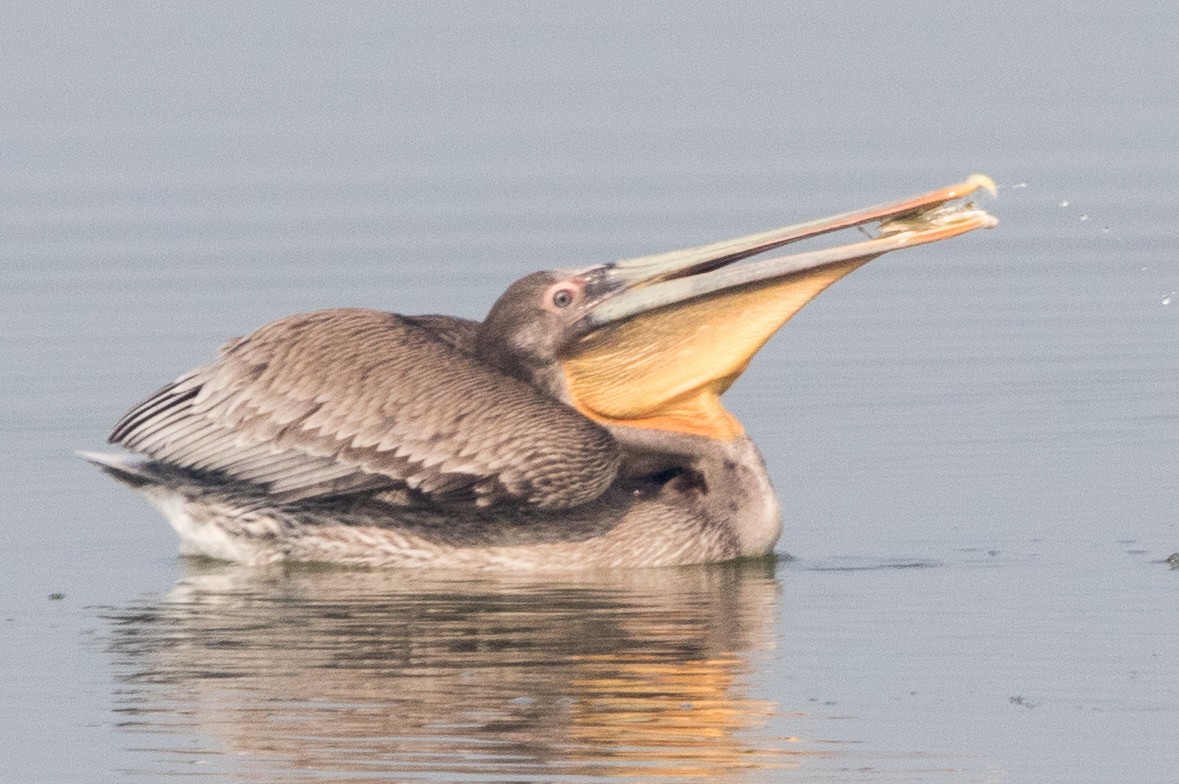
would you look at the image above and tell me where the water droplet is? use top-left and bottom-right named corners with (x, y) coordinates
top-left (1079, 214), bottom-right (1090, 221)
top-left (1059, 200), bottom-right (1069, 207)
top-left (1163, 292), bottom-right (1176, 306)
top-left (1012, 182), bottom-right (1028, 189)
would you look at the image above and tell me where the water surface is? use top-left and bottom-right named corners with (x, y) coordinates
top-left (2, 3), bottom-right (1177, 782)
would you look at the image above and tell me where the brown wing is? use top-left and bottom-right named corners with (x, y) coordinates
top-left (110, 308), bottom-right (621, 509)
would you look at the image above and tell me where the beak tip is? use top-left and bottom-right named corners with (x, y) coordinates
top-left (967, 173), bottom-right (999, 199)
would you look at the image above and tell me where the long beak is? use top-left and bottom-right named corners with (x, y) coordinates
top-left (562, 174), bottom-right (997, 441)
top-left (584, 173), bottom-right (997, 329)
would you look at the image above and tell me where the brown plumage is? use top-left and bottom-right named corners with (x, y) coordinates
top-left (111, 309), bottom-right (619, 509)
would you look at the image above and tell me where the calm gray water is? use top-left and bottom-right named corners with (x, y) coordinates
top-left (3, 3), bottom-right (1177, 782)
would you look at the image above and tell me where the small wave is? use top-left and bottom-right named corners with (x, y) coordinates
top-left (786, 556), bottom-right (941, 572)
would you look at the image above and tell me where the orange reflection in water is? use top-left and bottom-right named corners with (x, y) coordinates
top-left (105, 559), bottom-right (827, 781)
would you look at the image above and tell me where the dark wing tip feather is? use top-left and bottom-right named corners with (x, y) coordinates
top-left (110, 380), bottom-right (200, 444)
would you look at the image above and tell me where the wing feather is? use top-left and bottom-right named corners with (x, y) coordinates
top-left (110, 308), bottom-right (620, 508)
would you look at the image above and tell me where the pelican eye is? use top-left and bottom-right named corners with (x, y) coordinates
top-left (551, 288), bottom-right (575, 308)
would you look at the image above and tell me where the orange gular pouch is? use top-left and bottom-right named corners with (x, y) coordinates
top-left (561, 257), bottom-right (872, 441)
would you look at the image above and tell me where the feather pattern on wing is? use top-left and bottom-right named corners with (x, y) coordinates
top-left (110, 309), bottom-right (621, 508)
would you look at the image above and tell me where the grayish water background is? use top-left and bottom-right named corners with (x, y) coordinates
top-left (3, 2), bottom-right (1177, 782)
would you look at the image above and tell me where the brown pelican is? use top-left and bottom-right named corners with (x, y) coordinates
top-left (83, 176), bottom-right (997, 569)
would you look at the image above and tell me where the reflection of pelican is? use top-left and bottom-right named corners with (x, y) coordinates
top-left (86, 177), bottom-right (996, 568)
top-left (106, 561), bottom-right (801, 779)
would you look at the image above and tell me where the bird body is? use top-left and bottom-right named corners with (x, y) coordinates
top-left (87, 176), bottom-right (996, 569)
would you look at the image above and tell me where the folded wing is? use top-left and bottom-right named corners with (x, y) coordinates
top-left (110, 309), bottom-right (621, 509)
